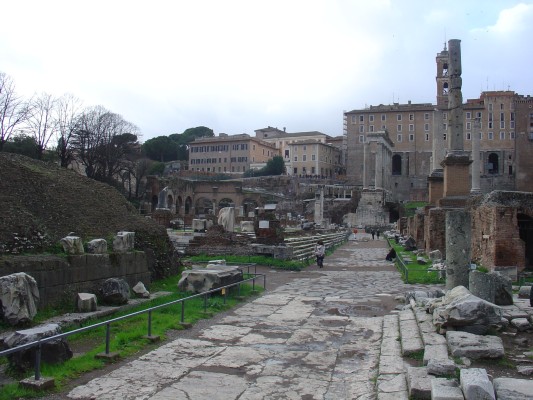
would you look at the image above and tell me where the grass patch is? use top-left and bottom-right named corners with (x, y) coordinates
top-left (388, 239), bottom-right (443, 284)
top-left (406, 350), bottom-right (425, 361)
top-left (1, 281), bottom-right (262, 398)
top-left (185, 254), bottom-right (306, 271)
top-left (494, 356), bottom-right (516, 369)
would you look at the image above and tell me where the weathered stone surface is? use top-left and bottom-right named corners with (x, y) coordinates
top-left (240, 221), bottom-right (255, 232)
top-left (132, 281), bottom-right (150, 298)
top-left (86, 238), bottom-right (107, 254)
top-left (399, 309), bottom-right (424, 356)
top-left (60, 235), bottom-right (84, 254)
top-left (76, 293), bottom-right (97, 312)
top-left (517, 285), bottom-right (532, 299)
top-left (423, 344), bottom-right (449, 365)
top-left (460, 368), bottom-right (495, 400)
top-left (0, 272), bottom-right (39, 326)
top-left (493, 377), bottom-right (533, 400)
top-left (431, 378), bottom-right (464, 400)
top-left (445, 210), bottom-right (471, 290)
top-left (433, 286), bottom-right (503, 334)
top-left (4, 323), bottom-right (73, 371)
top-left (192, 219), bottom-right (206, 232)
top-left (493, 273), bottom-right (513, 306)
top-left (429, 249), bottom-right (443, 262)
top-left (100, 278), bottom-right (130, 305)
top-left (217, 207), bottom-right (235, 232)
top-left (469, 270), bottom-right (495, 303)
top-left (447, 330), bottom-right (504, 359)
top-left (516, 365), bottom-right (533, 376)
top-left (427, 357), bottom-right (456, 376)
top-left (406, 366), bottom-right (432, 400)
top-left (177, 265), bottom-right (243, 294)
top-left (510, 318), bottom-right (531, 332)
top-left (112, 231), bottom-right (135, 253)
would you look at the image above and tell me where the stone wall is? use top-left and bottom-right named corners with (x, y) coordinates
top-left (424, 207), bottom-right (446, 258)
top-left (0, 252), bottom-right (151, 308)
top-left (471, 204), bottom-right (525, 270)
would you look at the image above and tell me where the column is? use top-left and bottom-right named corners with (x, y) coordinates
top-left (471, 119), bottom-right (481, 194)
top-left (445, 210), bottom-right (471, 289)
top-left (363, 142), bottom-right (368, 189)
top-left (375, 142), bottom-right (383, 190)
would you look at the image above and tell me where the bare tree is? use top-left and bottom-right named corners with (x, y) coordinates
top-left (26, 92), bottom-right (59, 159)
top-left (55, 93), bottom-right (82, 167)
top-left (71, 105), bottom-right (140, 181)
top-left (0, 72), bottom-right (31, 151)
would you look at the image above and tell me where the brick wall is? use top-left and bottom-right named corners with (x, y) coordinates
top-left (424, 207), bottom-right (446, 258)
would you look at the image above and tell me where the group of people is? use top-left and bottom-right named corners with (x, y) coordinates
top-left (371, 229), bottom-right (381, 240)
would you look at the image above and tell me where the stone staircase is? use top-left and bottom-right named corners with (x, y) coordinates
top-left (374, 305), bottom-right (533, 399)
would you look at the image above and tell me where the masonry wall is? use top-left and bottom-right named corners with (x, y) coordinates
top-left (424, 207), bottom-right (446, 258)
top-left (0, 252), bottom-right (151, 308)
top-left (470, 205), bottom-right (525, 270)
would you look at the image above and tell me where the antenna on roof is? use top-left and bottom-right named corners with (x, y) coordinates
top-left (444, 28), bottom-right (447, 51)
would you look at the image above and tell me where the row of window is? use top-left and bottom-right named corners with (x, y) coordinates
top-left (192, 166), bottom-right (246, 173)
top-left (190, 143), bottom-right (250, 153)
top-left (352, 113), bottom-right (429, 124)
top-left (352, 111), bottom-right (516, 125)
top-left (357, 131), bottom-right (516, 143)
top-left (190, 156), bottom-right (249, 164)
top-left (359, 123), bottom-right (432, 133)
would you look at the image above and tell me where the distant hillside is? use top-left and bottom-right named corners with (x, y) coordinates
top-left (0, 153), bottom-right (176, 278)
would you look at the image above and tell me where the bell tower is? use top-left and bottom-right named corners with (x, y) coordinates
top-left (436, 43), bottom-right (449, 110)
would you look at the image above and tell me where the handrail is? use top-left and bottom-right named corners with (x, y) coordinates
top-left (0, 273), bottom-right (266, 382)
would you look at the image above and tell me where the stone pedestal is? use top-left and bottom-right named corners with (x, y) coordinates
top-left (445, 209), bottom-right (471, 290)
top-left (428, 170), bottom-right (443, 205)
top-left (441, 152), bottom-right (472, 198)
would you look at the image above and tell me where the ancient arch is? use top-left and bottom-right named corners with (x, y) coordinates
top-left (518, 213), bottom-right (533, 268)
top-left (195, 197), bottom-right (214, 216)
top-left (218, 198), bottom-right (234, 208)
top-left (184, 196), bottom-right (192, 215)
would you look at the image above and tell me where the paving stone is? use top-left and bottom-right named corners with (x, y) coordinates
top-left (460, 368), bottom-right (495, 400)
top-left (406, 366), bottom-right (432, 400)
top-left (493, 377), bottom-right (533, 400)
top-left (431, 378), bottom-right (464, 400)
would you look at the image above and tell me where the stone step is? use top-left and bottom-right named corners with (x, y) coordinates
top-left (406, 366), bottom-right (432, 400)
top-left (431, 378), bottom-right (464, 400)
top-left (399, 309), bottom-right (424, 356)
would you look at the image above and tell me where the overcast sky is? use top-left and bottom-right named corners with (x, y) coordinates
top-left (2, 0), bottom-right (532, 142)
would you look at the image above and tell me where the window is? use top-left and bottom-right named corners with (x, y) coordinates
top-left (409, 134), bottom-right (414, 142)
top-left (409, 124), bottom-right (414, 132)
top-left (443, 123), bottom-right (447, 131)
top-left (351, 115), bottom-right (356, 124)
top-left (500, 103), bottom-right (504, 110)
top-left (466, 132), bottom-right (471, 140)
top-left (397, 134), bottom-right (402, 142)
top-left (359, 135), bottom-right (365, 143)
top-left (424, 123), bottom-right (429, 131)
top-left (392, 154), bottom-right (402, 175)
top-left (369, 125), bottom-right (374, 132)
top-left (466, 122), bottom-right (471, 130)
top-left (443, 112), bottom-right (447, 120)
top-left (294, 156), bottom-right (298, 162)
top-left (409, 114), bottom-right (414, 121)
top-left (381, 114), bottom-right (386, 121)
top-left (359, 125), bottom-right (364, 133)
top-left (476, 112), bottom-right (482, 119)
top-left (500, 120), bottom-right (505, 129)
top-left (397, 124), bottom-right (402, 132)
top-left (424, 113), bottom-right (429, 120)
top-left (488, 122), bottom-right (493, 129)
top-left (293, 167), bottom-right (297, 174)
top-left (397, 114), bottom-right (402, 121)
top-left (488, 152), bottom-right (498, 174)
top-left (381, 125), bottom-right (386, 130)
top-left (369, 115), bottom-right (374, 122)
top-left (488, 132), bottom-right (494, 140)
top-left (443, 133), bottom-right (447, 140)
top-left (303, 155), bottom-right (307, 161)
top-left (425, 133), bottom-right (429, 141)
top-left (359, 115), bottom-right (364, 122)
top-left (466, 112), bottom-right (471, 119)
top-left (488, 103), bottom-right (493, 111)
top-left (312, 154), bottom-right (316, 160)
top-left (311, 167), bottom-right (315, 174)
top-left (499, 131), bottom-right (505, 140)
top-left (510, 132), bottom-right (515, 139)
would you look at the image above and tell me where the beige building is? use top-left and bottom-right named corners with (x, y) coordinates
top-left (189, 133), bottom-right (279, 175)
top-left (254, 127), bottom-right (343, 176)
top-left (344, 42), bottom-right (533, 202)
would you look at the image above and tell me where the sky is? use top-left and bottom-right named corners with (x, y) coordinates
top-left (1, 0), bottom-right (532, 142)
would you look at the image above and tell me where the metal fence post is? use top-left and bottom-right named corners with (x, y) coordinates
top-left (181, 301), bottom-right (185, 323)
top-left (147, 310), bottom-right (152, 337)
top-left (105, 323), bottom-right (111, 354)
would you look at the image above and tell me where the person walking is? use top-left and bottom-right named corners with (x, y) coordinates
top-left (371, 230), bottom-right (375, 240)
top-left (376, 230), bottom-right (381, 240)
top-left (315, 240), bottom-right (325, 268)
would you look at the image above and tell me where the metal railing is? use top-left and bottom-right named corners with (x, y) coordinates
top-left (0, 273), bottom-right (266, 383)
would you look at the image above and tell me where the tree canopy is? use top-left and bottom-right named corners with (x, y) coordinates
top-left (143, 126), bottom-right (214, 162)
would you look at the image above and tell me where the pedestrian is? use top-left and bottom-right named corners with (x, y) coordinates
top-left (371, 230), bottom-right (375, 240)
top-left (385, 247), bottom-right (396, 261)
top-left (315, 240), bottom-right (325, 268)
top-left (376, 230), bottom-right (380, 240)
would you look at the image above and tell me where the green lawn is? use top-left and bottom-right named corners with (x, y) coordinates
top-left (388, 239), bottom-right (443, 284)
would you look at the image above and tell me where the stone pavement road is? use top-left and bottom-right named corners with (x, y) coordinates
top-left (68, 237), bottom-right (434, 400)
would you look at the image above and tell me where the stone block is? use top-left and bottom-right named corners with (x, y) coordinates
top-left (60, 235), bottom-right (84, 255)
top-left (469, 271), bottom-right (495, 303)
top-left (132, 282), bottom-right (150, 298)
top-left (518, 285), bottom-right (532, 299)
top-left (0, 272), bottom-right (39, 326)
top-left (113, 231), bottom-right (135, 253)
top-left (406, 366), bottom-right (432, 400)
top-left (431, 378), bottom-right (463, 400)
top-left (177, 265), bottom-right (243, 294)
top-left (427, 357), bottom-right (456, 377)
top-left (86, 239), bottom-right (107, 254)
top-left (460, 368), bottom-right (495, 400)
top-left (100, 278), bottom-right (130, 305)
top-left (493, 377), bottom-right (533, 400)
top-left (510, 318), bottom-right (531, 332)
top-left (76, 293), bottom-right (97, 312)
top-left (447, 331), bottom-right (504, 359)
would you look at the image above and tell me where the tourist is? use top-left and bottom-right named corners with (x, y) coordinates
top-left (315, 240), bottom-right (325, 268)
top-left (376, 230), bottom-right (381, 240)
top-left (385, 248), bottom-right (396, 261)
top-left (371, 230), bottom-right (375, 240)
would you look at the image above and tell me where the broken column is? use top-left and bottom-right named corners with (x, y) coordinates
top-left (445, 209), bottom-right (471, 289)
top-left (471, 118), bottom-right (481, 195)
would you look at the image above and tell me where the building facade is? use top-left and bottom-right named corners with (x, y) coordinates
top-left (287, 140), bottom-right (342, 177)
top-left (344, 43), bottom-right (533, 202)
top-left (189, 133), bottom-right (279, 175)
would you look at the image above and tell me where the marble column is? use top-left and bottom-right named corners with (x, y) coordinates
top-left (445, 209), bottom-right (471, 289)
top-left (471, 118), bottom-right (481, 194)
top-left (375, 143), bottom-right (383, 190)
top-left (363, 142), bottom-right (368, 190)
